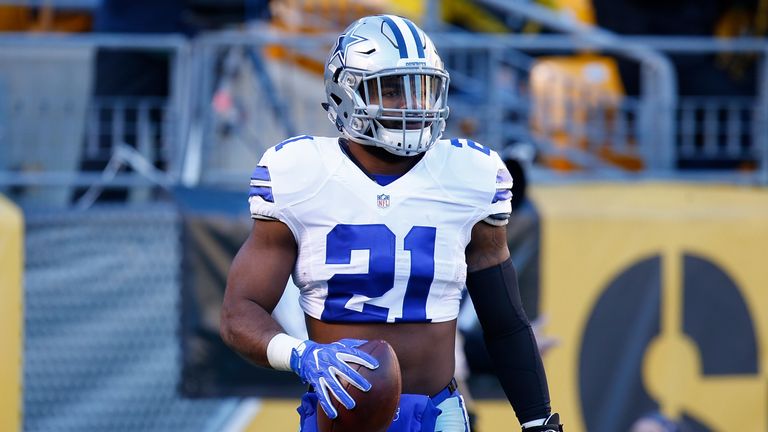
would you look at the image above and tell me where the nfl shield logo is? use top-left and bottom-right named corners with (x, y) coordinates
top-left (377, 194), bottom-right (390, 208)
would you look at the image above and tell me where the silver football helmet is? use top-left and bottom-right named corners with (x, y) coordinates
top-left (323, 15), bottom-right (450, 156)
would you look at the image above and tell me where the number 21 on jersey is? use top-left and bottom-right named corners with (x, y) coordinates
top-left (321, 224), bottom-right (436, 323)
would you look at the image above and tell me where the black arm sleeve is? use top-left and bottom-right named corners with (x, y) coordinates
top-left (466, 258), bottom-right (551, 424)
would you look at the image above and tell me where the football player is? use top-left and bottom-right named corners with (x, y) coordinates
top-left (221, 14), bottom-right (563, 432)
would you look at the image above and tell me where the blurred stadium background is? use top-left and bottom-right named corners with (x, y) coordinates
top-left (1, 0), bottom-right (767, 431)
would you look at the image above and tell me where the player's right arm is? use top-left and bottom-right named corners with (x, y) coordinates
top-left (220, 218), bottom-right (297, 368)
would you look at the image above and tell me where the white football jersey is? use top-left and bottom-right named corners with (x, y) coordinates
top-left (249, 136), bottom-right (513, 323)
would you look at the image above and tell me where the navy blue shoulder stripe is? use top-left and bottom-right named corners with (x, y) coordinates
top-left (251, 165), bottom-right (271, 181)
top-left (249, 186), bottom-right (274, 203)
top-left (493, 189), bottom-right (513, 203)
top-left (496, 168), bottom-right (513, 184)
top-left (380, 16), bottom-right (408, 59)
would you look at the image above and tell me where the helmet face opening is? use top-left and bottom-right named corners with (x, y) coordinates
top-left (357, 71), bottom-right (448, 130)
top-left (360, 73), bottom-right (445, 111)
top-left (323, 15), bottom-right (451, 156)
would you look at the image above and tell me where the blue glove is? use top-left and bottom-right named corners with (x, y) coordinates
top-left (290, 338), bottom-right (380, 419)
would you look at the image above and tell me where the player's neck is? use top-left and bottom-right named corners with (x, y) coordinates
top-left (342, 139), bottom-right (424, 176)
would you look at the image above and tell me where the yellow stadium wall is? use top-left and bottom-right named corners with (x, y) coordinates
top-left (532, 183), bottom-right (768, 432)
top-left (0, 195), bottom-right (23, 432)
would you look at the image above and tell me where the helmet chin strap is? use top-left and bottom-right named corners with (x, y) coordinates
top-left (343, 120), bottom-right (434, 157)
top-left (376, 127), bottom-right (433, 156)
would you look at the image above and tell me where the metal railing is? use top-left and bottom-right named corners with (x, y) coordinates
top-left (1, 30), bottom-right (766, 205)
top-left (181, 30), bottom-right (681, 184)
top-left (622, 36), bottom-right (768, 182)
top-left (0, 33), bottom-right (191, 205)
top-left (473, 0), bottom-right (678, 170)
top-left (182, 29), bottom-right (338, 186)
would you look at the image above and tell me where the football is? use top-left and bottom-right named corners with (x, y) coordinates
top-left (316, 339), bottom-right (402, 432)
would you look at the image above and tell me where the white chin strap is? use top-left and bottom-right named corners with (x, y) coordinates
top-left (377, 127), bottom-right (433, 156)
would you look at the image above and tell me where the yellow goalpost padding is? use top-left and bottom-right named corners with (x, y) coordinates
top-left (0, 195), bottom-right (23, 432)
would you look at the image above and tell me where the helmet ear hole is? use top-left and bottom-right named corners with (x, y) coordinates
top-left (330, 93), bottom-right (342, 106)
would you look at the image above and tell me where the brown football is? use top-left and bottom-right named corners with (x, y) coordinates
top-left (316, 339), bottom-right (402, 432)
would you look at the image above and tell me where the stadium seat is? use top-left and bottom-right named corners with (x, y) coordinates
top-left (529, 54), bottom-right (643, 171)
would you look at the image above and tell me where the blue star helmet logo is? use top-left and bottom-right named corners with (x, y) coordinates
top-left (330, 27), bottom-right (368, 67)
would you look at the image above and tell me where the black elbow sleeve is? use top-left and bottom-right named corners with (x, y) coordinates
top-left (466, 258), bottom-right (551, 424)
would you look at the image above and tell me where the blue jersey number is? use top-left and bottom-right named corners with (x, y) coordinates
top-left (321, 224), bottom-right (436, 322)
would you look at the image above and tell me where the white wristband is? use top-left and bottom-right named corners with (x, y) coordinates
top-left (266, 333), bottom-right (305, 371)
top-left (522, 418), bottom-right (546, 428)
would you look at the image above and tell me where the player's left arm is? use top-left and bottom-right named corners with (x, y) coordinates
top-left (465, 220), bottom-right (564, 431)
